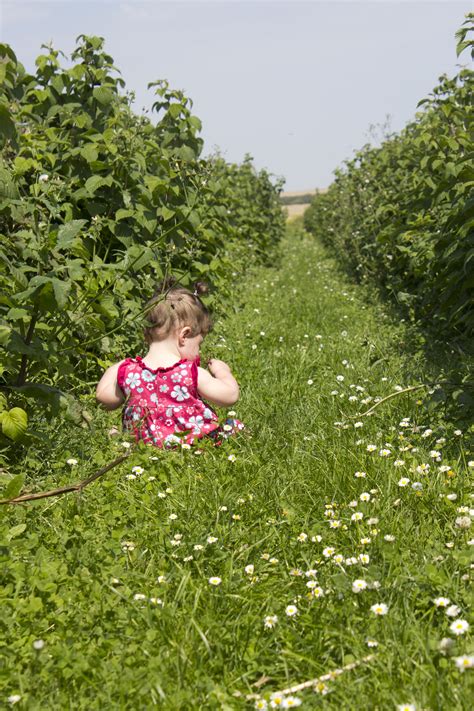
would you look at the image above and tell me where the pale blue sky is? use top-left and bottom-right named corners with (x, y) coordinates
top-left (1, 1), bottom-right (471, 191)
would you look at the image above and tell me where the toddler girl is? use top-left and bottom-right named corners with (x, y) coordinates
top-left (96, 278), bottom-right (244, 449)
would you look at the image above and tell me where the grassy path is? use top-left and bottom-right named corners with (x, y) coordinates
top-left (2, 222), bottom-right (472, 709)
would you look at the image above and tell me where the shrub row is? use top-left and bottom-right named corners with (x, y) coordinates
top-left (304, 14), bottom-right (473, 343)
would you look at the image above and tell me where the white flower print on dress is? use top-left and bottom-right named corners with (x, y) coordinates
top-left (203, 407), bottom-right (213, 420)
top-left (188, 415), bottom-right (204, 433)
top-left (150, 393), bottom-right (158, 404)
top-left (159, 384), bottom-right (169, 393)
top-left (171, 385), bottom-right (190, 401)
top-left (126, 372), bottom-right (141, 389)
top-left (141, 369), bottom-right (156, 383)
top-left (170, 372), bottom-right (182, 383)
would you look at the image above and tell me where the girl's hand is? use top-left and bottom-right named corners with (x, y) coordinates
top-left (207, 358), bottom-right (231, 377)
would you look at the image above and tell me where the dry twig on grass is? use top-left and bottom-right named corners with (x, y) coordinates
top-left (0, 453), bottom-right (130, 505)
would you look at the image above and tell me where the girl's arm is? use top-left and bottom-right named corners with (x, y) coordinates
top-left (197, 359), bottom-right (239, 407)
top-left (96, 361), bottom-right (126, 410)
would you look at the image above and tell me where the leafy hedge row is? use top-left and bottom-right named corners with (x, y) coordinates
top-left (304, 14), bottom-right (473, 342)
top-left (0, 36), bottom-right (285, 451)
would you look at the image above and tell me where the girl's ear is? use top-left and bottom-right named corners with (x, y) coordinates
top-left (178, 326), bottom-right (191, 344)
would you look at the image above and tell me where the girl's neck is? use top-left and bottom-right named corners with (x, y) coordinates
top-left (142, 338), bottom-right (181, 369)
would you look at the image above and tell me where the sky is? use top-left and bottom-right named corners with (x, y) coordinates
top-left (1, 0), bottom-right (471, 192)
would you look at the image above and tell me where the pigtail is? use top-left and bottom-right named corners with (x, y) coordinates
top-left (193, 281), bottom-right (209, 297)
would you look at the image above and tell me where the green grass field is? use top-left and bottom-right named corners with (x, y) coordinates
top-left (1, 221), bottom-right (472, 709)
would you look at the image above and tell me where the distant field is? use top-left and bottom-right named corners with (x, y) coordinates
top-left (280, 189), bottom-right (326, 220)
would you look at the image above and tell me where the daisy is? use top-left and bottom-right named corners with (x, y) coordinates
top-left (282, 698), bottom-right (302, 708)
top-left (360, 492), bottom-right (371, 502)
top-left (370, 602), bottom-right (388, 615)
top-left (245, 565), bottom-right (255, 575)
top-left (449, 619), bottom-right (469, 635)
top-left (446, 604), bottom-right (461, 617)
top-left (208, 577), bottom-right (222, 586)
top-left (297, 532), bottom-right (308, 542)
top-left (352, 579), bottom-right (368, 593)
top-left (66, 458), bottom-right (78, 466)
top-left (264, 615), bottom-right (278, 628)
top-left (355, 471), bottom-right (367, 478)
top-left (454, 655), bottom-right (474, 671)
top-left (398, 477), bottom-right (410, 487)
top-left (397, 705), bottom-right (416, 711)
top-left (228, 454), bottom-right (237, 462)
top-left (435, 597), bottom-right (453, 609)
top-left (366, 444), bottom-right (376, 452)
top-left (379, 449), bottom-right (391, 457)
top-left (351, 512), bottom-right (364, 522)
top-left (285, 605), bottom-right (298, 617)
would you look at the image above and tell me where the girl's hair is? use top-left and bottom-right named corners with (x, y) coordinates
top-left (143, 276), bottom-right (212, 344)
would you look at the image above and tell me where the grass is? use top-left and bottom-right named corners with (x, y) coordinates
top-left (0, 220), bottom-right (472, 709)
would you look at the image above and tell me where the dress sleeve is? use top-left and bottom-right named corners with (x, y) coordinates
top-left (116, 359), bottom-right (130, 393)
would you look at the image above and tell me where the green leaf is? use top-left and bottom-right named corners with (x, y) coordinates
top-left (4, 473), bottom-right (25, 499)
top-left (1, 407), bottom-right (28, 440)
top-left (0, 103), bottom-right (16, 142)
top-left (80, 144), bottom-right (99, 163)
top-left (56, 219), bottom-right (87, 250)
top-left (0, 324), bottom-right (11, 345)
top-left (93, 86), bottom-right (115, 106)
top-left (160, 206), bottom-right (175, 221)
top-left (7, 523), bottom-right (27, 539)
top-left (52, 277), bottom-right (71, 308)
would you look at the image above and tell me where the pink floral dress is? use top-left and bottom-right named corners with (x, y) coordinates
top-left (117, 355), bottom-right (244, 448)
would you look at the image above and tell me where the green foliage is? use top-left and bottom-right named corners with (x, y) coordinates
top-left (0, 36), bottom-right (285, 454)
top-left (304, 13), bottom-right (474, 342)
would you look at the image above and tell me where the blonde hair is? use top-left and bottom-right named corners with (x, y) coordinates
top-left (143, 277), bottom-right (212, 344)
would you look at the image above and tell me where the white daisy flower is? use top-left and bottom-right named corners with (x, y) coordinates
top-left (285, 605), bottom-right (298, 617)
top-left (208, 576), bottom-right (222, 586)
top-left (454, 655), bottom-right (474, 671)
top-left (449, 619), bottom-right (469, 635)
top-left (264, 615), bottom-right (278, 629)
top-left (370, 602), bottom-right (388, 615)
top-left (352, 579), bottom-right (368, 593)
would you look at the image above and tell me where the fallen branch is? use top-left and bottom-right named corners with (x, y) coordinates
top-left (0, 453), bottom-right (130, 505)
top-left (348, 383), bottom-right (430, 418)
top-left (245, 654), bottom-right (375, 701)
